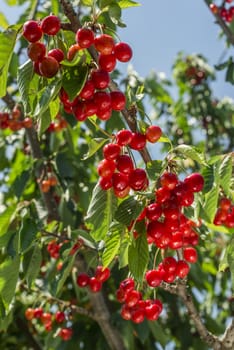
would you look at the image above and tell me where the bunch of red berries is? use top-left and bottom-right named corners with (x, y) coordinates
top-left (47, 238), bottom-right (84, 260)
top-left (213, 197), bottom-right (234, 228)
top-left (25, 306), bottom-right (72, 340)
top-left (116, 277), bottom-right (163, 323)
top-left (76, 265), bottom-right (110, 293)
top-left (210, 1), bottom-right (234, 23)
top-left (23, 15), bottom-right (63, 78)
top-left (98, 126), bottom-right (162, 198)
top-left (0, 109), bottom-right (32, 131)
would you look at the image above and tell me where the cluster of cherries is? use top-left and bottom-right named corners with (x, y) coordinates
top-left (116, 277), bottom-right (163, 323)
top-left (25, 306), bottom-right (72, 341)
top-left (213, 197), bottom-right (234, 228)
top-left (47, 238), bottom-right (84, 260)
top-left (210, 1), bottom-right (234, 23)
top-left (59, 26), bottom-right (133, 122)
top-left (38, 172), bottom-right (58, 193)
top-left (76, 265), bottom-right (110, 293)
top-left (0, 109), bottom-right (32, 131)
top-left (98, 126), bottom-right (162, 198)
top-left (23, 15), bottom-right (64, 78)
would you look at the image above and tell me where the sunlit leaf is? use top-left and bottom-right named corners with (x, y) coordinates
top-left (173, 144), bottom-right (207, 165)
top-left (62, 62), bottom-right (88, 101)
top-left (102, 223), bottom-right (123, 267)
top-left (82, 138), bottom-right (108, 160)
top-left (115, 196), bottom-right (144, 225)
top-left (118, 0), bottom-right (141, 8)
top-left (128, 233), bottom-right (149, 281)
top-left (219, 154), bottom-right (232, 196)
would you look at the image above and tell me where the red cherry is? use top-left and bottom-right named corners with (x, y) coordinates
top-left (169, 231), bottom-right (183, 250)
top-left (59, 328), bottom-right (73, 341)
top-left (99, 176), bottom-right (113, 190)
top-left (120, 304), bottom-right (132, 320)
top-left (129, 168), bottom-right (148, 191)
top-left (23, 20), bottom-right (42, 42)
top-left (129, 132), bottom-right (146, 150)
top-left (99, 53), bottom-right (116, 72)
top-left (210, 3), bottom-right (218, 14)
top-left (131, 308), bottom-right (145, 323)
top-left (183, 246), bottom-right (198, 263)
top-left (76, 27), bottom-right (95, 48)
top-left (175, 260), bottom-right (190, 278)
top-left (116, 288), bottom-right (126, 303)
top-left (41, 15), bottom-right (61, 35)
top-left (145, 203), bottom-right (162, 221)
top-left (116, 155), bottom-right (134, 174)
top-left (55, 311), bottom-right (66, 323)
top-left (27, 42), bottom-right (46, 62)
top-left (33, 307), bottom-right (43, 319)
top-left (95, 266), bottom-right (110, 282)
top-left (89, 277), bottom-right (102, 292)
top-left (116, 129), bottom-right (133, 146)
top-left (145, 300), bottom-right (162, 320)
top-left (83, 99), bottom-right (98, 116)
top-left (91, 69), bottom-right (110, 89)
top-left (25, 308), bottom-right (35, 320)
top-left (79, 80), bottom-right (95, 100)
top-left (120, 277), bottom-right (135, 293)
top-left (162, 256), bottom-right (177, 274)
top-left (98, 159), bottom-right (116, 178)
top-left (219, 197), bottom-right (232, 211)
top-left (147, 220), bottom-right (164, 240)
top-left (112, 172), bottom-right (129, 192)
top-left (160, 172), bottom-right (178, 190)
top-left (124, 290), bottom-right (141, 308)
top-left (76, 273), bottom-right (90, 287)
top-left (72, 100), bottom-right (87, 121)
top-left (94, 34), bottom-right (115, 55)
top-left (41, 312), bottom-right (52, 325)
top-left (48, 48), bottom-right (64, 63)
top-left (114, 186), bottom-right (130, 198)
top-left (145, 125), bottom-right (162, 143)
top-left (110, 91), bottom-right (126, 111)
top-left (96, 108), bottom-right (112, 121)
top-left (39, 56), bottom-right (59, 78)
top-left (103, 143), bottom-right (121, 160)
top-left (94, 91), bottom-right (111, 112)
top-left (114, 42), bottom-right (133, 62)
top-left (183, 173), bottom-right (204, 192)
top-left (145, 269), bottom-right (163, 287)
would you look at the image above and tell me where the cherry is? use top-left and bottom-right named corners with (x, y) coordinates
top-left (91, 69), bottom-right (110, 89)
top-left (114, 42), bottom-right (133, 62)
top-left (76, 27), bottom-right (95, 48)
top-left (27, 42), bottom-right (46, 62)
top-left (120, 277), bottom-right (135, 293)
top-left (95, 266), bottom-right (111, 282)
top-left (169, 231), bottom-right (183, 250)
top-left (76, 273), bottom-right (90, 287)
top-left (129, 132), bottom-right (146, 150)
top-left (89, 277), bottom-right (102, 292)
top-left (145, 125), bottom-right (162, 143)
top-left (94, 91), bottom-right (111, 112)
top-left (41, 15), bottom-right (61, 35)
top-left (116, 129), bottom-right (133, 146)
top-left (155, 186), bottom-right (171, 204)
top-left (23, 117), bottom-right (33, 128)
top-left (120, 304), bottom-right (132, 320)
top-left (116, 288), bottom-right (126, 303)
top-left (162, 256), bottom-right (177, 274)
top-left (160, 172), bottom-right (178, 190)
top-left (131, 307), bottom-right (145, 323)
top-left (145, 300), bottom-right (162, 320)
top-left (219, 197), bottom-right (231, 211)
top-left (23, 20), bottom-right (42, 42)
top-left (103, 143), bottom-right (121, 160)
top-left (79, 79), bottom-right (95, 100)
top-left (124, 290), bottom-right (141, 308)
top-left (67, 43), bottom-right (81, 60)
top-left (129, 168), bottom-right (148, 191)
top-left (147, 220), bottom-right (164, 240)
top-left (41, 179), bottom-right (51, 193)
top-left (110, 91), bottom-right (126, 111)
top-left (39, 56), bottom-right (59, 78)
top-left (94, 34), bottom-right (115, 55)
top-left (96, 108), bottom-right (112, 121)
top-left (59, 328), bottom-right (73, 341)
top-left (175, 260), bottom-right (190, 278)
top-left (25, 308), bottom-right (35, 321)
top-left (112, 172), bottom-right (129, 192)
top-left (83, 99), bottom-right (98, 116)
top-left (41, 312), bottom-right (52, 325)
top-left (55, 311), bottom-right (66, 323)
top-left (145, 203), bottom-right (162, 221)
top-left (184, 173), bottom-right (204, 192)
top-left (97, 159), bottom-right (116, 178)
top-left (145, 269), bottom-right (163, 287)
top-left (183, 246), bottom-right (198, 263)
top-left (116, 155), bottom-right (134, 174)
top-left (72, 100), bottom-right (87, 121)
top-left (99, 176), bottom-right (113, 190)
top-left (99, 53), bottom-right (117, 72)
top-left (33, 307), bottom-right (43, 319)
top-left (48, 48), bottom-right (65, 63)
top-left (114, 186), bottom-right (130, 198)
top-left (210, 3), bottom-right (218, 14)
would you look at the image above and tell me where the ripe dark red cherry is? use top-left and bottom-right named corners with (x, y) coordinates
top-left (48, 48), bottom-right (64, 63)
top-left (129, 168), bottom-right (148, 191)
top-left (103, 143), bottom-right (121, 160)
top-left (89, 277), bottom-right (102, 292)
top-left (145, 203), bottom-right (162, 221)
top-left (175, 260), bottom-right (190, 278)
top-left (27, 42), bottom-right (46, 61)
top-left (124, 290), bottom-right (141, 308)
top-left (94, 34), bottom-right (115, 55)
top-left (59, 328), bottom-right (73, 341)
top-left (114, 42), bottom-right (133, 62)
top-left (183, 246), bottom-right (198, 263)
top-left (110, 91), bottom-right (126, 111)
top-left (96, 108), bottom-right (112, 121)
top-left (23, 20), bottom-right (42, 42)
top-left (72, 100), bottom-right (87, 121)
top-left (91, 69), bottom-right (110, 89)
top-left (184, 173), bottom-right (204, 192)
top-left (112, 172), bottom-right (129, 192)
top-left (99, 176), bottom-right (112, 190)
top-left (94, 91), bottom-right (111, 112)
top-left (145, 125), bottom-right (162, 143)
top-left (97, 159), bottom-right (116, 178)
top-left (116, 154), bottom-right (134, 174)
top-left (95, 266), bottom-right (110, 282)
top-left (98, 53), bottom-right (117, 72)
top-left (116, 129), bottom-right (133, 146)
top-left (129, 132), bottom-right (146, 150)
top-left (41, 15), bottom-right (61, 35)
top-left (145, 269), bottom-right (163, 287)
top-left (160, 172), bottom-right (178, 190)
top-left (39, 56), bottom-right (59, 78)
top-left (83, 99), bottom-right (98, 116)
top-left (131, 308), bottom-right (145, 324)
top-left (55, 311), bottom-right (65, 323)
top-left (120, 277), bottom-right (135, 293)
top-left (79, 79), bottom-right (95, 100)
top-left (76, 28), bottom-right (95, 48)
top-left (76, 273), bottom-right (90, 287)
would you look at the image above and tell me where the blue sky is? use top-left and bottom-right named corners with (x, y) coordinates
top-left (1, 0), bottom-right (233, 98)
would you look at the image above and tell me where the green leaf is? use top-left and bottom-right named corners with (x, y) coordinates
top-left (85, 184), bottom-right (117, 241)
top-left (34, 78), bottom-right (62, 118)
top-left (148, 321), bottom-right (169, 347)
top-left (62, 62), bottom-right (88, 101)
top-left (115, 196), bottom-right (144, 225)
top-left (203, 185), bottom-right (219, 223)
top-left (18, 218), bottom-right (38, 253)
top-left (109, 3), bottom-right (122, 23)
top-left (118, 0), bottom-right (141, 8)
top-left (128, 233), bottom-right (149, 282)
top-left (13, 170), bottom-right (30, 198)
top-left (173, 144), bottom-right (206, 165)
top-left (118, 236), bottom-right (129, 268)
top-left (0, 27), bottom-right (19, 97)
top-left (0, 255), bottom-right (20, 312)
top-left (146, 160), bottom-right (163, 181)
top-left (82, 138), bottom-right (108, 160)
top-left (99, 0), bottom-right (113, 9)
top-left (102, 223), bottom-right (123, 267)
top-left (227, 238), bottom-right (234, 290)
top-left (0, 205), bottom-right (17, 248)
top-left (81, 0), bottom-right (93, 5)
top-left (55, 255), bottom-right (76, 296)
top-left (17, 60), bottom-right (35, 114)
top-left (23, 244), bottom-right (42, 288)
top-left (0, 12), bottom-right (9, 29)
top-left (219, 155), bottom-right (232, 196)
top-left (225, 61), bottom-right (234, 84)
top-left (51, 0), bottom-right (59, 15)
top-left (202, 165), bottom-right (214, 194)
